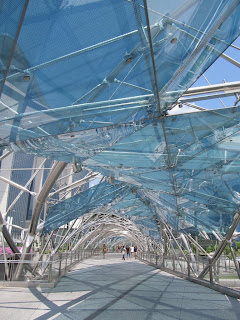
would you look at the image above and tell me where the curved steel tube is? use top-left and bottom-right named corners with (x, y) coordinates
top-left (0, 211), bottom-right (20, 256)
top-left (14, 161), bottom-right (67, 280)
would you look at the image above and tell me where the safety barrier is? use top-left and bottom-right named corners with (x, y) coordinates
top-left (0, 248), bottom-right (97, 284)
top-left (138, 251), bottom-right (240, 299)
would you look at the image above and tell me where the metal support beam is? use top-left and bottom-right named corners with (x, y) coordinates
top-left (32, 231), bottom-right (54, 273)
top-left (0, 231), bottom-right (9, 280)
top-left (49, 172), bottom-right (98, 196)
top-left (29, 161), bottom-right (67, 236)
top-left (229, 245), bottom-right (240, 279)
top-left (0, 176), bottom-right (37, 196)
top-left (14, 161), bottom-right (67, 280)
top-left (6, 159), bottom-right (47, 214)
top-left (2, 29), bottom-right (139, 83)
top-left (162, 228), bottom-right (184, 273)
top-left (0, 151), bottom-right (12, 161)
top-left (161, 0), bottom-right (240, 95)
top-left (186, 233), bottom-right (210, 257)
top-left (0, 211), bottom-right (20, 257)
top-left (164, 223), bottom-right (196, 274)
top-left (180, 102), bottom-right (207, 111)
top-left (181, 233), bottom-right (198, 274)
top-left (179, 91), bottom-right (239, 103)
top-left (198, 210), bottom-right (240, 279)
top-left (182, 81), bottom-right (240, 95)
top-left (0, 213), bottom-right (36, 278)
top-left (0, 0), bottom-right (30, 96)
top-left (222, 53), bottom-right (240, 68)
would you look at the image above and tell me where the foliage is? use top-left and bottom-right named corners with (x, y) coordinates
top-left (191, 244), bottom-right (196, 254)
top-left (223, 245), bottom-right (231, 260)
top-left (206, 245), bottom-right (214, 253)
top-left (236, 241), bottom-right (240, 250)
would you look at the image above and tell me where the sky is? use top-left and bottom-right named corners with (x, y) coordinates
top-left (190, 36), bottom-right (240, 110)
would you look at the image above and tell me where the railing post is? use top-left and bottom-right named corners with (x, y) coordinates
top-left (65, 251), bottom-right (68, 271)
top-left (58, 253), bottom-right (62, 278)
top-left (187, 254), bottom-right (191, 277)
top-left (209, 258), bottom-right (213, 283)
top-left (48, 256), bottom-right (53, 283)
top-left (195, 236), bottom-right (199, 272)
top-left (162, 253), bottom-right (165, 269)
top-left (230, 245), bottom-right (240, 279)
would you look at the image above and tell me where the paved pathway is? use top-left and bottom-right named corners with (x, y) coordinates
top-left (0, 253), bottom-right (240, 320)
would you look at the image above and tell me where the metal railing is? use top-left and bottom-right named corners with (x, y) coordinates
top-left (138, 251), bottom-right (240, 298)
top-left (0, 248), bottom-right (97, 283)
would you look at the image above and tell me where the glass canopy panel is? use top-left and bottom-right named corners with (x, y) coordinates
top-left (146, 0), bottom-right (240, 111)
top-left (84, 107), bottom-right (240, 235)
top-left (109, 192), bottom-right (160, 237)
top-left (43, 181), bottom-right (129, 234)
top-left (164, 107), bottom-right (240, 234)
top-left (1, 1), bottom-right (239, 146)
top-left (0, 1), bottom-right (30, 128)
top-left (0, 1), bottom-right (26, 88)
top-left (111, 193), bottom-right (152, 217)
top-left (85, 122), bottom-right (174, 193)
top-left (0, 104), bottom-right (151, 151)
top-left (0, 1), bottom-right (240, 240)
top-left (1, 0), bottom-right (156, 118)
top-left (43, 180), bottom-right (159, 237)
top-left (0, 122), bottom-right (150, 163)
top-left (4, 102), bottom-right (240, 237)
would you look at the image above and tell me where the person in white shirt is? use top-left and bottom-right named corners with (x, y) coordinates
top-left (130, 246), bottom-right (134, 257)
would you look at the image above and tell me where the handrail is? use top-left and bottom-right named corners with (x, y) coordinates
top-left (0, 248), bottom-right (97, 283)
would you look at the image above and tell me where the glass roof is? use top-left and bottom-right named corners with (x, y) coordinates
top-left (0, 0), bottom-right (240, 239)
top-left (43, 180), bottom-right (160, 238)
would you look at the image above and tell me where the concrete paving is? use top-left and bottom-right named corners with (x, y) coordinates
top-left (0, 253), bottom-right (240, 320)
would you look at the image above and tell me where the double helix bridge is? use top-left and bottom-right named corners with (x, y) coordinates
top-left (0, 0), bottom-right (240, 295)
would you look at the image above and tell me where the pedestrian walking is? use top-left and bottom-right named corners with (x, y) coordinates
top-left (134, 246), bottom-right (138, 259)
top-left (122, 246), bottom-right (126, 260)
top-left (102, 244), bottom-right (107, 258)
top-left (130, 245), bottom-right (134, 257)
top-left (126, 246), bottom-right (130, 259)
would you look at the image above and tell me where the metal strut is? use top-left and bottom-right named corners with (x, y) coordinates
top-left (14, 161), bottom-right (67, 280)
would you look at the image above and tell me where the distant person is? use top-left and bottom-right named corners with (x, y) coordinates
top-left (122, 246), bottom-right (126, 260)
top-left (102, 244), bottom-right (107, 258)
top-left (126, 246), bottom-right (130, 259)
top-left (130, 245), bottom-right (134, 257)
top-left (134, 246), bottom-right (137, 259)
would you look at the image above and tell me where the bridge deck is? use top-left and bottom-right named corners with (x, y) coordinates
top-left (0, 253), bottom-right (240, 320)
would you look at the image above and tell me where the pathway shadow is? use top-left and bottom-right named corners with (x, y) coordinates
top-left (27, 256), bottom-right (240, 320)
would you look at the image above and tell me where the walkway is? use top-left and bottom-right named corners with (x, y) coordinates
top-left (0, 253), bottom-right (240, 320)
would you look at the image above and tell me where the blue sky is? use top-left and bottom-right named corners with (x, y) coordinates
top-left (192, 36), bottom-right (240, 110)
